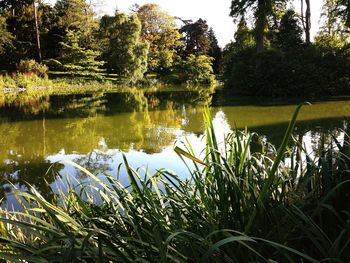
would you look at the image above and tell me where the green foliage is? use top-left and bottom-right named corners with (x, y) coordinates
top-left (314, 33), bottom-right (346, 50)
top-left (57, 30), bottom-right (104, 78)
top-left (274, 10), bottom-right (303, 51)
top-left (0, 108), bottom-right (349, 262)
top-left (230, 0), bottom-right (275, 52)
top-left (233, 17), bottom-right (255, 51)
top-left (336, 0), bottom-right (350, 27)
top-left (0, 4), bottom-right (37, 67)
top-left (175, 55), bottom-right (216, 85)
top-left (222, 44), bottom-right (350, 97)
top-left (180, 18), bottom-right (211, 56)
top-left (54, 0), bottom-right (98, 49)
top-left (222, 5), bottom-right (350, 97)
top-left (0, 16), bottom-right (12, 55)
top-left (0, 73), bottom-right (52, 89)
top-left (99, 13), bottom-right (149, 84)
top-left (208, 28), bottom-right (222, 73)
top-left (136, 4), bottom-right (181, 72)
top-left (17, 59), bottom-right (48, 77)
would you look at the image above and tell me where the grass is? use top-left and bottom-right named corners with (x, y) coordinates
top-left (0, 72), bottom-right (215, 96)
top-left (0, 107), bottom-right (349, 262)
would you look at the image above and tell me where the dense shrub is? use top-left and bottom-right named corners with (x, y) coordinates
top-left (222, 45), bottom-right (350, 97)
top-left (169, 54), bottom-right (216, 85)
top-left (0, 74), bottom-right (52, 89)
top-left (17, 59), bottom-right (48, 78)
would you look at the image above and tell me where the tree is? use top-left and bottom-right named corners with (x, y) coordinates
top-left (57, 30), bottom-right (104, 77)
top-left (54, 0), bottom-right (98, 49)
top-left (233, 17), bottom-right (255, 50)
top-left (177, 54), bottom-right (215, 85)
top-left (0, 17), bottom-right (13, 55)
top-left (136, 4), bottom-right (181, 72)
top-left (275, 10), bottom-right (303, 50)
top-left (207, 28), bottom-right (222, 73)
top-left (2, 3), bottom-right (38, 66)
top-left (33, 0), bottom-right (41, 62)
top-left (300, 0), bottom-right (311, 44)
top-left (336, 0), bottom-right (350, 27)
top-left (230, 0), bottom-right (290, 53)
top-left (0, 0), bottom-right (42, 62)
top-left (316, 0), bottom-right (349, 48)
top-left (180, 18), bottom-right (211, 56)
top-left (99, 12), bottom-right (149, 83)
top-left (230, 0), bottom-right (273, 53)
top-left (39, 4), bottom-right (65, 59)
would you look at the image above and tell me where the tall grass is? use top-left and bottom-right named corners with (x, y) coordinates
top-left (0, 107), bottom-right (349, 262)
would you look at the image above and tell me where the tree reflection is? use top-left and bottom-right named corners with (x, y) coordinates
top-left (0, 87), bottom-right (348, 205)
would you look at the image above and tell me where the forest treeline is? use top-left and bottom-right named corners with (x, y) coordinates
top-left (223, 0), bottom-right (350, 97)
top-left (1, 0), bottom-right (350, 96)
top-left (0, 1), bottom-right (221, 85)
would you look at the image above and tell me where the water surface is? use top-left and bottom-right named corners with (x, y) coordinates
top-left (0, 87), bottom-right (349, 204)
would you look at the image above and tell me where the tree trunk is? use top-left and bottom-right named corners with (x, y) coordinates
top-left (33, 0), bottom-right (42, 63)
top-left (305, 0), bottom-right (311, 44)
top-left (255, 1), bottom-right (266, 53)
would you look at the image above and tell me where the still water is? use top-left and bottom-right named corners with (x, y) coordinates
top-left (0, 87), bottom-right (349, 204)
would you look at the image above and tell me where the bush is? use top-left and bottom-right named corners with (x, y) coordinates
top-left (221, 45), bottom-right (350, 97)
top-left (0, 73), bottom-right (52, 89)
top-left (174, 55), bottom-right (216, 85)
top-left (17, 59), bottom-right (48, 78)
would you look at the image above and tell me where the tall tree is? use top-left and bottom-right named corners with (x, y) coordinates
top-left (0, 17), bottom-right (13, 55)
top-left (55, 0), bottom-right (98, 49)
top-left (136, 4), bottom-right (181, 72)
top-left (180, 18), bottom-right (211, 56)
top-left (315, 0), bottom-right (349, 49)
top-left (233, 17), bottom-right (255, 50)
top-left (207, 27), bottom-right (222, 73)
top-left (98, 12), bottom-right (149, 83)
top-left (230, 0), bottom-right (274, 53)
top-left (301, 0), bottom-right (311, 43)
top-left (275, 10), bottom-right (303, 50)
top-left (319, 0), bottom-right (350, 40)
top-left (335, 0), bottom-right (350, 27)
top-left (33, 0), bottom-right (41, 62)
top-left (2, 2), bottom-right (38, 65)
top-left (39, 4), bottom-right (65, 59)
top-left (58, 30), bottom-right (104, 76)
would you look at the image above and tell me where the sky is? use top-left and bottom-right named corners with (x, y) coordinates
top-left (46, 0), bottom-right (324, 47)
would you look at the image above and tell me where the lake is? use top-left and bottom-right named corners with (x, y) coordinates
top-left (0, 86), bottom-right (349, 205)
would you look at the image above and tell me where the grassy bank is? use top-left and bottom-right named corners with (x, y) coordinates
top-left (0, 107), bottom-right (349, 262)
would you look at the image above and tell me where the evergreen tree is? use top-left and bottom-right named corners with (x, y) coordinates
top-left (58, 30), bottom-right (104, 76)
top-left (275, 10), bottom-right (303, 50)
top-left (0, 16), bottom-right (13, 55)
top-left (233, 17), bottom-right (255, 50)
top-left (2, 3), bottom-right (38, 66)
top-left (207, 27), bottom-right (222, 73)
top-left (180, 19), bottom-right (211, 56)
top-left (55, 0), bottom-right (98, 49)
top-left (230, 0), bottom-right (288, 53)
